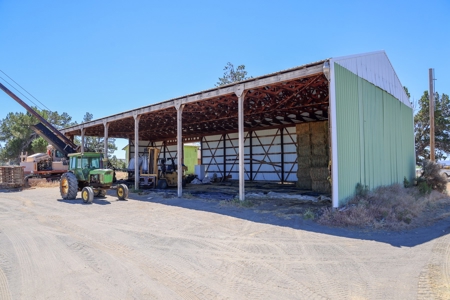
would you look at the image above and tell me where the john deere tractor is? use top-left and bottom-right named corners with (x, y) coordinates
top-left (59, 152), bottom-right (128, 204)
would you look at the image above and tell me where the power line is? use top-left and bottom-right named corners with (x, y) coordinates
top-left (0, 75), bottom-right (42, 110)
top-left (0, 69), bottom-right (52, 112)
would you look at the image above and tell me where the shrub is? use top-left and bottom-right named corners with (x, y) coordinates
top-left (418, 160), bottom-right (447, 193)
top-left (355, 183), bottom-right (369, 197)
top-left (403, 176), bottom-right (412, 188)
top-left (318, 184), bottom-right (450, 230)
top-left (417, 181), bottom-right (432, 195)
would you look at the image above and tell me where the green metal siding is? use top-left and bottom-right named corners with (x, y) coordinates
top-left (335, 63), bottom-right (415, 205)
top-left (184, 145), bottom-right (199, 174)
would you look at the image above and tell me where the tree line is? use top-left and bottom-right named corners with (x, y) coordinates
top-left (0, 110), bottom-right (118, 166)
top-left (413, 90), bottom-right (450, 162)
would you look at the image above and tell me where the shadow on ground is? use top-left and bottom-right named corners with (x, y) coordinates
top-left (0, 187), bottom-right (23, 193)
top-left (122, 181), bottom-right (450, 248)
top-left (57, 198), bottom-right (111, 205)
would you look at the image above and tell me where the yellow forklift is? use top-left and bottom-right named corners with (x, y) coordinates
top-left (140, 147), bottom-right (186, 189)
top-left (157, 157), bottom-right (187, 189)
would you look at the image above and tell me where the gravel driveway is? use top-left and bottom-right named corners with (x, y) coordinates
top-left (0, 187), bottom-right (449, 299)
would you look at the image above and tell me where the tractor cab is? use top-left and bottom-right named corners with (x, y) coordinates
top-left (69, 152), bottom-right (105, 181)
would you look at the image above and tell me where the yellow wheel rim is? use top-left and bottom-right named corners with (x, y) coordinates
top-left (118, 187), bottom-right (123, 197)
top-left (61, 178), bottom-right (68, 194)
top-left (82, 190), bottom-right (88, 201)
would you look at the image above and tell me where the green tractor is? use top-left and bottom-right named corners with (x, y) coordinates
top-left (59, 152), bottom-right (128, 204)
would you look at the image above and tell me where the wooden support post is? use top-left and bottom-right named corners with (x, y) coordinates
top-left (223, 134), bottom-right (226, 179)
top-left (280, 128), bottom-right (285, 183)
top-left (133, 113), bottom-right (141, 190)
top-left (235, 85), bottom-right (246, 201)
top-left (103, 121), bottom-right (109, 160)
top-left (329, 61), bottom-right (339, 208)
top-left (175, 100), bottom-right (185, 198)
top-left (249, 131), bottom-right (253, 181)
top-left (200, 137), bottom-right (203, 165)
top-left (81, 128), bottom-right (85, 154)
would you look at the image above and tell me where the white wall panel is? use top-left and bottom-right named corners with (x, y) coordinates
top-left (332, 51), bottom-right (411, 108)
top-left (199, 127), bottom-right (298, 182)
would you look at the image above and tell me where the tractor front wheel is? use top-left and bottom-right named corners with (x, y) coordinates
top-left (81, 187), bottom-right (94, 204)
top-left (60, 173), bottom-right (78, 200)
top-left (117, 184), bottom-right (128, 200)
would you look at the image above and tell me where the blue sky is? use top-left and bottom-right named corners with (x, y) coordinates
top-left (0, 0), bottom-right (448, 159)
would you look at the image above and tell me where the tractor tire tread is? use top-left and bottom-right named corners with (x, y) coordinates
top-left (60, 172), bottom-right (78, 200)
top-left (82, 187), bottom-right (94, 204)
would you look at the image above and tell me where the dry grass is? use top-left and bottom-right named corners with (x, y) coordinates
top-left (115, 171), bottom-right (128, 180)
top-left (318, 184), bottom-right (450, 230)
top-left (28, 178), bottom-right (60, 188)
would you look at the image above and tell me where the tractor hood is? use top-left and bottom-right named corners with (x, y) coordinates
top-left (89, 169), bottom-right (114, 175)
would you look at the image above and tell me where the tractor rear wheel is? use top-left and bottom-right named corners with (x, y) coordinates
top-left (117, 184), bottom-right (128, 200)
top-left (60, 172), bottom-right (78, 200)
top-left (82, 187), bottom-right (94, 204)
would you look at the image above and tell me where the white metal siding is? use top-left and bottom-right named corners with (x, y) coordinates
top-left (332, 51), bottom-right (411, 108)
top-left (201, 127), bottom-right (297, 182)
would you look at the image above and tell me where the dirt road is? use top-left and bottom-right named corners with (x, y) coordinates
top-left (0, 187), bottom-right (449, 299)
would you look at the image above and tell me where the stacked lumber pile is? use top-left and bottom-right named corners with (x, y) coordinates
top-left (0, 166), bottom-right (24, 189)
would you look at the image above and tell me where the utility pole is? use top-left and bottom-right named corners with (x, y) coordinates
top-left (429, 68), bottom-right (435, 162)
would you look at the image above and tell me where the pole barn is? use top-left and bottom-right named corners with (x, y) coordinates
top-left (62, 51), bottom-right (415, 207)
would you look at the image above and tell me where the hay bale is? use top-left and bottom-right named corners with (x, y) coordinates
top-left (297, 167), bottom-right (311, 179)
top-left (311, 156), bottom-right (328, 167)
top-left (310, 121), bottom-right (329, 146)
top-left (296, 123), bottom-right (310, 135)
top-left (296, 179), bottom-right (312, 190)
top-left (310, 132), bottom-right (328, 146)
top-left (311, 145), bottom-right (328, 156)
top-left (297, 145), bottom-right (311, 156)
top-left (297, 158), bottom-right (311, 169)
top-left (310, 168), bottom-right (329, 181)
top-left (297, 135), bottom-right (311, 146)
top-left (312, 180), bottom-right (331, 194)
top-left (309, 121), bottom-right (328, 133)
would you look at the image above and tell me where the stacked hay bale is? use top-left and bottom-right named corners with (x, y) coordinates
top-left (296, 123), bottom-right (312, 189)
top-left (309, 121), bottom-right (331, 194)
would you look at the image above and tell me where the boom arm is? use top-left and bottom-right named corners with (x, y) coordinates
top-left (0, 82), bottom-right (78, 154)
